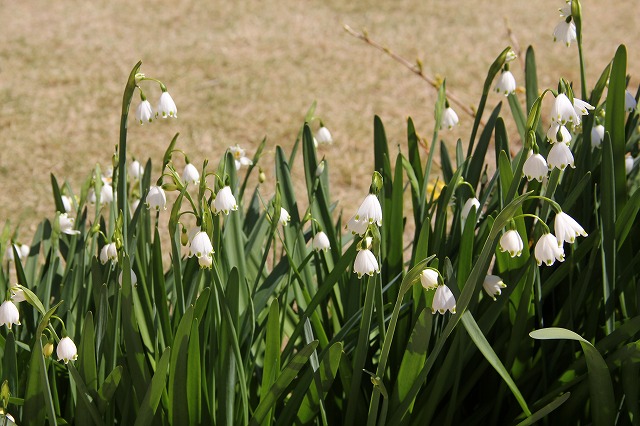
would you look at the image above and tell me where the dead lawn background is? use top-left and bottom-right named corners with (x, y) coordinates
top-left (1, 0), bottom-right (638, 238)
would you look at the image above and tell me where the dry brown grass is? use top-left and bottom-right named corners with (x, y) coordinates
top-left (1, 0), bottom-right (639, 238)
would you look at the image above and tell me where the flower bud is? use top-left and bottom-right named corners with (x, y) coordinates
top-left (43, 342), bottom-right (54, 358)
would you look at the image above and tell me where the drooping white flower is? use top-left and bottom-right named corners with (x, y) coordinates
top-left (483, 275), bottom-right (507, 301)
top-left (546, 123), bottom-right (572, 144)
top-left (61, 195), bottom-right (73, 213)
top-left (189, 231), bottom-right (214, 259)
top-left (534, 233), bottom-right (565, 266)
top-left (10, 288), bottom-right (26, 303)
top-left (591, 125), bottom-right (605, 149)
top-left (136, 99), bottom-right (153, 124)
top-left (230, 144), bottom-right (253, 170)
top-left (554, 212), bottom-right (587, 245)
top-left (355, 194), bottom-right (383, 226)
top-left (156, 91), bottom-right (177, 118)
top-left (100, 242), bottom-right (118, 265)
top-left (59, 213), bottom-right (81, 235)
top-left (315, 127), bottom-right (333, 145)
top-left (100, 184), bottom-right (114, 204)
top-left (495, 70), bottom-right (517, 96)
top-left (213, 186), bottom-right (238, 215)
top-left (4, 244), bottom-right (29, 263)
top-left (551, 93), bottom-right (580, 126)
top-left (146, 186), bottom-right (167, 211)
top-left (461, 198), bottom-right (480, 223)
top-left (0, 300), bottom-right (20, 329)
top-left (499, 230), bottom-right (524, 257)
top-left (56, 336), bottom-right (78, 364)
top-left (312, 231), bottom-right (331, 251)
top-left (505, 50), bottom-right (517, 63)
top-left (420, 268), bottom-right (439, 291)
top-left (553, 19), bottom-right (577, 47)
top-left (182, 163), bottom-right (200, 185)
top-left (625, 90), bottom-right (637, 113)
top-left (432, 284), bottom-right (456, 314)
top-left (118, 269), bottom-right (138, 288)
top-left (547, 142), bottom-right (575, 170)
top-left (129, 160), bottom-right (144, 181)
top-left (523, 152), bottom-right (548, 182)
top-left (346, 215), bottom-right (368, 236)
top-left (573, 98), bottom-right (594, 116)
top-left (441, 107), bottom-right (459, 130)
top-left (279, 208), bottom-right (291, 226)
top-left (353, 249), bottom-right (380, 278)
top-left (626, 154), bottom-right (634, 174)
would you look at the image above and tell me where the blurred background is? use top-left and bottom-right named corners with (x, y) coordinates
top-left (1, 0), bottom-right (638, 238)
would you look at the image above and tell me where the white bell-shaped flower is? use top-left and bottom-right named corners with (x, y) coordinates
top-left (146, 186), bottom-right (167, 211)
top-left (591, 125), bottom-right (605, 149)
top-left (315, 127), bottom-right (333, 145)
top-left (213, 186), bottom-right (238, 215)
top-left (534, 233), bottom-right (565, 266)
top-left (546, 123), bottom-right (572, 144)
top-left (554, 212), bottom-right (587, 245)
top-left (551, 93), bottom-right (580, 126)
top-left (553, 19), bottom-right (577, 47)
top-left (279, 208), bottom-right (291, 226)
top-left (353, 249), bottom-right (380, 278)
top-left (100, 184), bottom-right (114, 204)
top-left (0, 300), bottom-right (20, 329)
top-left (57, 336), bottom-right (78, 364)
top-left (312, 231), bottom-right (331, 251)
top-left (59, 213), bottom-right (80, 235)
top-left (61, 195), bottom-right (73, 213)
top-left (523, 152), bottom-right (548, 182)
top-left (182, 163), bottom-right (200, 185)
top-left (432, 284), bottom-right (456, 314)
top-left (441, 107), bottom-right (459, 130)
top-left (129, 160), bottom-right (144, 181)
top-left (483, 275), bottom-right (507, 301)
top-left (230, 145), bottom-right (253, 170)
top-left (495, 70), bottom-right (516, 96)
top-left (499, 230), bottom-right (524, 257)
top-left (355, 194), bottom-right (382, 226)
top-left (573, 98), bottom-right (594, 116)
top-left (626, 154), bottom-right (635, 174)
top-left (156, 91), bottom-right (177, 118)
top-left (420, 268), bottom-right (439, 291)
top-left (136, 100), bottom-right (153, 124)
top-left (625, 90), bottom-right (637, 113)
top-left (346, 215), bottom-right (368, 236)
top-left (100, 242), bottom-right (118, 265)
top-left (189, 232), bottom-right (214, 268)
top-left (547, 142), bottom-right (575, 170)
top-left (461, 197), bottom-right (480, 223)
top-left (118, 269), bottom-right (138, 288)
top-left (4, 244), bottom-right (29, 263)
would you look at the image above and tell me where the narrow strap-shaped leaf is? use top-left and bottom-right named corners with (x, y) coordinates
top-left (461, 311), bottom-right (531, 415)
top-left (249, 340), bottom-right (319, 426)
top-left (530, 328), bottom-right (615, 426)
top-left (134, 347), bottom-right (172, 426)
top-left (96, 366), bottom-right (123, 414)
top-left (168, 305), bottom-right (194, 425)
top-left (516, 393), bottom-right (571, 426)
top-left (259, 299), bottom-right (281, 426)
top-left (187, 319), bottom-right (202, 425)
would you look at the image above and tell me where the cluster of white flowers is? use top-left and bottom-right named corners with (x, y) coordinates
top-left (349, 194), bottom-right (383, 278)
top-left (553, 1), bottom-right (577, 47)
top-left (420, 268), bottom-right (457, 314)
top-left (494, 51), bottom-right (518, 96)
top-left (499, 211), bottom-right (587, 267)
top-left (135, 91), bottom-right (177, 124)
top-left (100, 242), bottom-right (118, 265)
top-left (189, 231), bottom-right (214, 268)
top-left (523, 92), bottom-right (594, 182)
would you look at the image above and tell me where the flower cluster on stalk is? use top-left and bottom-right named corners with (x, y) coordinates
top-left (553, 1), bottom-right (577, 47)
top-left (349, 189), bottom-right (383, 278)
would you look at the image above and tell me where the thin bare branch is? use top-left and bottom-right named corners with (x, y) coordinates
top-left (343, 24), bottom-right (476, 119)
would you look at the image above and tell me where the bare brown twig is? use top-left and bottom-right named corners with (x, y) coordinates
top-left (343, 24), bottom-right (476, 119)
